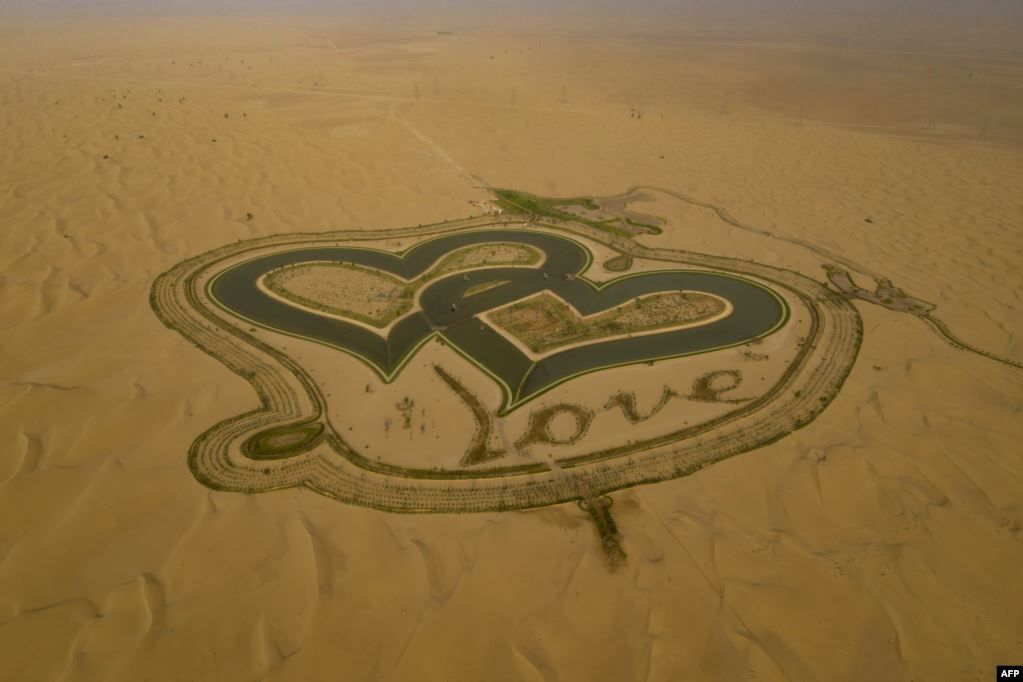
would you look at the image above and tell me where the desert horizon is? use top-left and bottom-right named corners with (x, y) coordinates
top-left (1, 3), bottom-right (1021, 681)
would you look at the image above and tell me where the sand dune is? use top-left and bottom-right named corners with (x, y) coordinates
top-left (1, 13), bottom-right (1021, 682)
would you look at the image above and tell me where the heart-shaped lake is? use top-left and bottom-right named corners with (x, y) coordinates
top-left (210, 229), bottom-right (787, 412)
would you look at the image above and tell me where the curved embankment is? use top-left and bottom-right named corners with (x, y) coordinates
top-left (151, 214), bottom-right (862, 513)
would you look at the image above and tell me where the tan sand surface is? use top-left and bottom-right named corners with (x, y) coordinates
top-left (1, 12), bottom-right (1022, 682)
top-left (266, 262), bottom-right (409, 326)
top-left (488, 290), bottom-right (728, 354)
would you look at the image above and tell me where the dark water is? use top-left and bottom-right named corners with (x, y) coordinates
top-left (211, 229), bottom-right (786, 408)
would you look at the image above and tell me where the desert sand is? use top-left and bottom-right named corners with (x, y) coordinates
top-left (1, 5), bottom-right (1022, 681)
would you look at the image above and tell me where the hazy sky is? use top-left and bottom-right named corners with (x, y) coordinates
top-left (1, 0), bottom-right (1020, 19)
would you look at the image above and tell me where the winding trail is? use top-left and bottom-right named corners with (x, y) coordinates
top-left (388, 101), bottom-right (479, 186)
top-left (617, 185), bottom-right (1022, 372)
top-left (920, 314), bottom-right (1023, 371)
top-left (625, 184), bottom-right (882, 279)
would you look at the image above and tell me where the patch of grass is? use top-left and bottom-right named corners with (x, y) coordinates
top-left (492, 188), bottom-right (579, 218)
top-left (625, 217), bottom-right (662, 234)
top-left (491, 188), bottom-right (630, 237)
top-left (603, 254), bottom-right (633, 272)
top-left (244, 422), bottom-right (324, 459)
